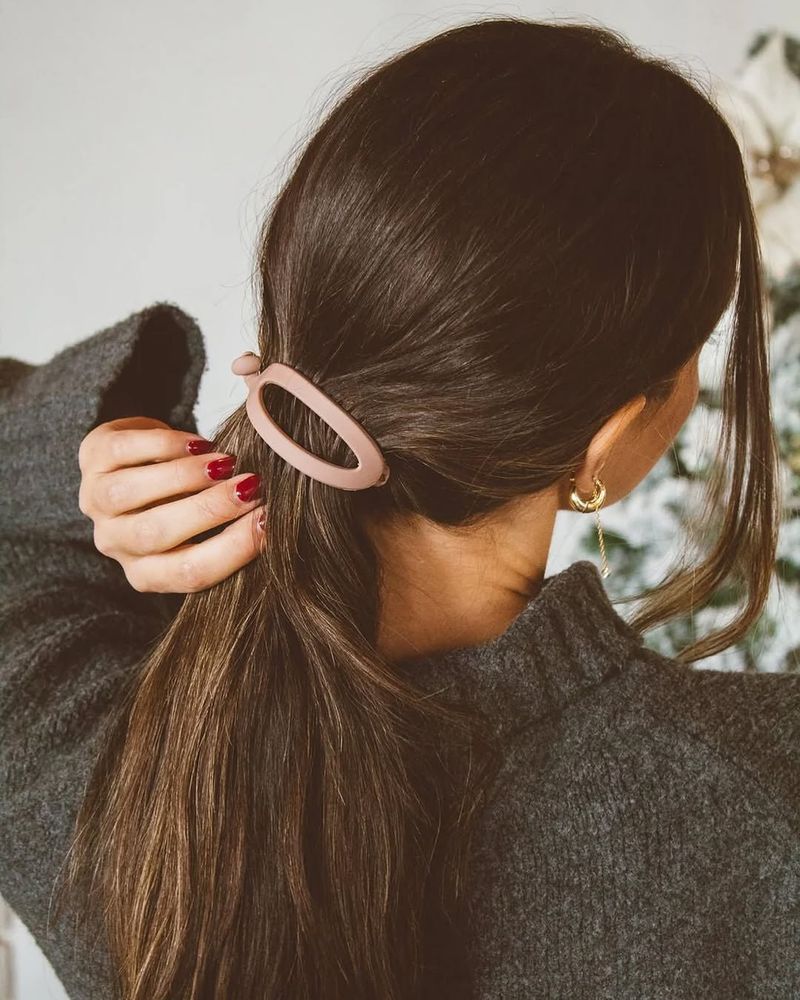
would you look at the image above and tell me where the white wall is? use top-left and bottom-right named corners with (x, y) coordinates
top-left (2, 2), bottom-right (798, 997)
top-left (2, 0), bottom-right (799, 431)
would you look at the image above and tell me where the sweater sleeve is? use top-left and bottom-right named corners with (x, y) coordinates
top-left (0, 298), bottom-right (209, 734)
top-left (0, 302), bottom-right (208, 999)
top-left (0, 300), bottom-right (207, 547)
top-left (0, 301), bottom-right (208, 622)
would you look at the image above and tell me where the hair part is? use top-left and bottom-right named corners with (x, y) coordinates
top-left (55, 15), bottom-right (779, 999)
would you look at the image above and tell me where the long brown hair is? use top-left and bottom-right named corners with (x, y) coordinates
top-left (55, 16), bottom-right (781, 999)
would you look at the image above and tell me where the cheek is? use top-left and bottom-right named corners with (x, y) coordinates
top-left (687, 362), bottom-right (700, 412)
top-left (685, 370), bottom-right (699, 414)
top-left (668, 368), bottom-right (700, 436)
top-left (675, 355), bottom-right (700, 409)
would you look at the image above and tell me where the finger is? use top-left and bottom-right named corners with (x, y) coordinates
top-left (100, 416), bottom-right (173, 431)
top-left (80, 420), bottom-right (215, 475)
top-left (103, 472), bottom-right (264, 557)
top-left (89, 450), bottom-right (238, 516)
top-left (127, 505), bottom-right (268, 594)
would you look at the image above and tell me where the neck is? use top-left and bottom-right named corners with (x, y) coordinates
top-left (371, 497), bottom-right (558, 661)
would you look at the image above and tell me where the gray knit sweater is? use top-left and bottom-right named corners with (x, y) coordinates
top-left (1, 302), bottom-right (799, 1000)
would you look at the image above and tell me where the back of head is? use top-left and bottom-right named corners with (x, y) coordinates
top-left (58, 16), bottom-right (779, 1000)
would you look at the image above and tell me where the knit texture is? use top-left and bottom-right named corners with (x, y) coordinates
top-left (1, 303), bottom-right (799, 999)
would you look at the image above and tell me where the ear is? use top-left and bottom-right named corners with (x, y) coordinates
top-left (571, 393), bottom-right (647, 494)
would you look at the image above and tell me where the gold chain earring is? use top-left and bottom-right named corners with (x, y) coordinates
top-left (568, 475), bottom-right (611, 579)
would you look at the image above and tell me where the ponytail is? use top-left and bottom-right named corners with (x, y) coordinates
top-left (56, 425), bottom-right (500, 999)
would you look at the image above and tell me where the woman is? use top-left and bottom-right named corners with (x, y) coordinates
top-left (1, 15), bottom-right (798, 1000)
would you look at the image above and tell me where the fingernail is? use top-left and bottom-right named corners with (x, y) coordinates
top-left (187, 438), bottom-right (214, 455)
top-left (235, 474), bottom-right (261, 503)
top-left (206, 455), bottom-right (236, 480)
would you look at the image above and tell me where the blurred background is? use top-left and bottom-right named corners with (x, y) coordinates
top-left (1, 1), bottom-right (799, 996)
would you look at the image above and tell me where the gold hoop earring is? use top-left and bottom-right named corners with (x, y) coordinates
top-left (568, 475), bottom-right (611, 579)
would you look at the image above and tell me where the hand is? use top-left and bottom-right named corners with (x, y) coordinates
top-left (78, 416), bottom-right (266, 594)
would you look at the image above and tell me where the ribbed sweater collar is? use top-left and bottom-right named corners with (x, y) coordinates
top-left (402, 559), bottom-right (647, 738)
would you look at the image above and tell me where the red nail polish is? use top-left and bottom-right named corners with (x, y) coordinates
top-left (206, 456), bottom-right (236, 480)
top-left (235, 474), bottom-right (261, 503)
top-left (187, 438), bottom-right (214, 455)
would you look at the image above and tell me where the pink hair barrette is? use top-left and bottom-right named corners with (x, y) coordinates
top-left (231, 352), bottom-right (390, 491)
